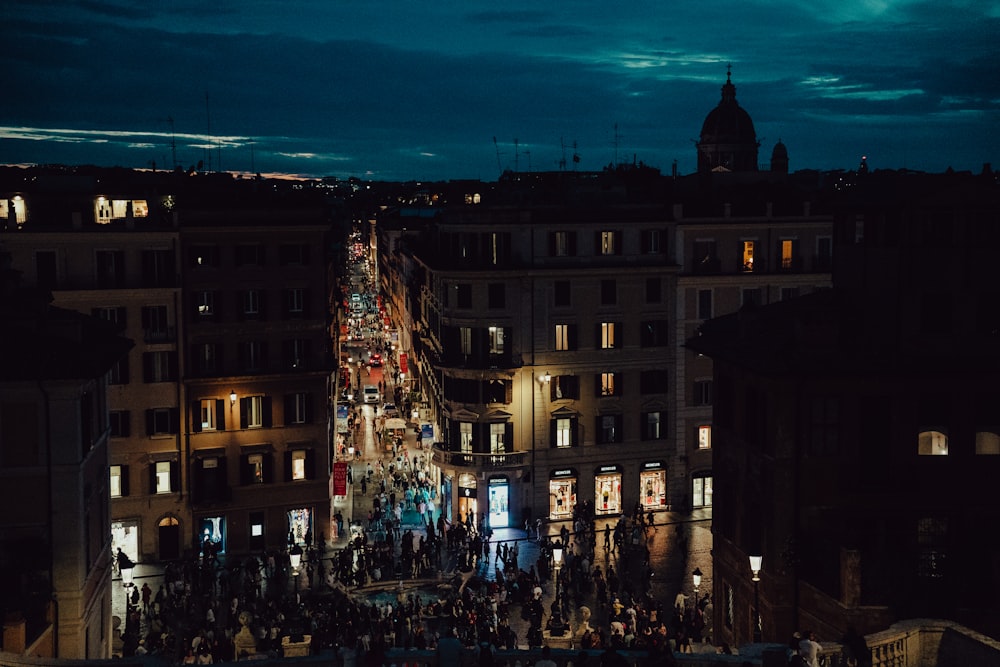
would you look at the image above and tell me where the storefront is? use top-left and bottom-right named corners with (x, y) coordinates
top-left (488, 476), bottom-right (510, 528)
top-left (198, 515), bottom-right (226, 555)
top-left (287, 507), bottom-right (312, 545)
top-left (594, 464), bottom-right (623, 516)
top-left (111, 519), bottom-right (139, 565)
top-left (457, 472), bottom-right (478, 525)
top-left (640, 461), bottom-right (668, 509)
top-left (548, 468), bottom-right (577, 520)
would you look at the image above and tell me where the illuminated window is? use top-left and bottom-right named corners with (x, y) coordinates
top-left (248, 454), bottom-right (264, 484)
top-left (780, 238), bottom-right (798, 269)
top-left (742, 240), bottom-right (756, 272)
top-left (918, 430), bottom-right (949, 456)
top-left (976, 431), bottom-right (1000, 455)
top-left (692, 474), bottom-right (713, 507)
top-left (110, 465), bottom-right (123, 497)
top-left (599, 372), bottom-right (617, 397)
top-left (488, 326), bottom-right (505, 354)
top-left (291, 450), bottom-right (307, 480)
top-left (200, 399), bottom-right (217, 431)
top-left (460, 422), bottom-right (473, 454)
top-left (599, 231), bottom-right (617, 255)
top-left (245, 396), bottom-right (264, 429)
top-left (155, 461), bottom-right (173, 494)
top-left (698, 425), bottom-right (712, 449)
top-left (197, 291), bottom-right (215, 317)
top-left (490, 423), bottom-right (507, 454)
top-left (556, 418), bottom-right (572, 447)
top-left (555, 324), bottom-right (573, 351)
top-left (600, 322), bottom-right (617, 349)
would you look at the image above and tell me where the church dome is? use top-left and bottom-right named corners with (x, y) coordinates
top-left (697, 67), bottom-right (759, 173)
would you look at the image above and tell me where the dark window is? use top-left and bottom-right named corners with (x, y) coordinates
top-left (141, 305), bottom-right (172, 342)
top-left (141, 249), bottom-right (175, 287)
top-left (645, 277), bottom-right (661, 303)
top-left (279, 243), bottom-right (309, 266)
top-left (641, 411), bottom-right (666, 440)
top-left (807, 397), bottom-right (839, 456)
top-left (487, 283), bottom-right (505, 309)
top-left (107, 356), bottom-right (130, 385)
top-left (190, 245), bottom-right (220, 267)
top-left (742, 288), bottom-right (762, 307)
top-left (284, 393), bottom-right (313, 425)
top-left (640, 370), bottom-right (669, 394)
top-left (694, 380), bottom-right (713, 406)
top-left (600, 279), bottom-right (617, 305)
top-left (697, 289), bottom-right (712, 319)
top-left (283, 339), bottom-right (310, 370)
top-left (456, 284), bottom-right (472, 309)
top-left (549, 375), bottom-right (580, 400)
top-left (142, 351), bottom-right (178, 382)
top-left (554, 281), bottom-right (571, 307)
top-left (96, 250), bottom-right (125, 288)
top-left (549, 231), bottom-right (577, 257)
top-left (109, 411), bottom-right (131, 437)
top-left (236, 244), bottom-right (264, 266)
top-left (146, 408), bottom-right (180, 435)
top-left (193, 456), bottom-right (229, 503)
top-left (595, 414), bottom-right (623, 444)
top-left (640, 320), bottom-right (669, 347)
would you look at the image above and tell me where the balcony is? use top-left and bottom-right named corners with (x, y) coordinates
top-left (144, 326), bottom-right (176, 343)
top-left (431, 447), bottom-right (528, 470)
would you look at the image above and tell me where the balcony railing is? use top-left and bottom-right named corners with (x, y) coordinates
top-left (431, 448), bottom-right (528, 469)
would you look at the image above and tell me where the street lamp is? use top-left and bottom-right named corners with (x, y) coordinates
top-left (120, 559), bottom-right (134, 589)
top-left (692, 567), bottom-right (703, 609)
top-left (749, 555), bottom-right (762, 642)
top-left (230, 389), bottom-right (237, 405)
top-left (550, 541), bottom-right (566, 636)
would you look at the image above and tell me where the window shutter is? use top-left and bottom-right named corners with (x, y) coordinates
top-left (594, 231), bottom-right (601, 253)
top-left (505, 382), bottom-right (512, 404)
top-left (568, 325), bottom-right (577, 351)
top-left (148, 463), bottom-right (156, 493)
top-left (141, 306), bottom-right (151, 330)
top-left (169, 408), bottom-right (180, 434)
top-left (216, 457), bottom-right (228, 498)
top-left (594, 415), bottom-right (602, 443)
top-left (215, 400), bottom-right (225, 431)
top-left (549, 420), bottom-right (557, 447)
top-left (617, 322), bottom-right (624, 347)
top-left (615, 231), bottom-right (623, 255)
top-left (240, 455), bottom-right (251, 485)
top-left (594, 375), bottom-right (602, 398)
top-left (142, 352), bottom-right (153, 382)
top-left (302, 289), bottom-right (311, 317)
top-left (284, 450), bottom-right (293, 482)
top-left (568, 232), bottom-right (577, 256)
top-left (571, 417), bottom-right (580, 446)
top-left (145, 409), bottom-right (155, 436)
top-left (449, 421), bottom-right (459, 450)
top-left (305, 449), bottom-right (316, 480)
top-left (505, 422), bottom-right (513, 450)
top-left (236, 293), bottom-right (245, 321)
top-left (169, 461), bottom-right (179, 492)
top-left (548, 233), bottom-right (556, 256)
top-left (304, 394), bottom-right (313, 423)
top-left (284, 394), bottom-right (295, 425)
top-left (262, 396), bottom-right (273, 427)
top-left (191, 402), bottom-right (203, 432)
top-left (263, 453), bottom-right (274, 484)
top-left (121, 465), bottom-right (130, 496)
top-left (240, 398), bottom-right (249, 429)
top-left (121, 411), bottom-right (131, 437)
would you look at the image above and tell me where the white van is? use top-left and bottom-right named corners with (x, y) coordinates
top-left (363, 385), bottom-right (380, 404)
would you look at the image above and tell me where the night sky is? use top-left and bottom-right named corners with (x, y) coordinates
top-left (2, 1), bottom-right (997, 181)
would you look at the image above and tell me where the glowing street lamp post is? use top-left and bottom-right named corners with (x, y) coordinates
top-left (692, 567), bottom-right (703, 609)
top-left (749, 555), bottom-right (762, 642)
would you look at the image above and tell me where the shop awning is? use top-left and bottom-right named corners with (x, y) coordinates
top-left (385, 418), bottom-right (407, 430)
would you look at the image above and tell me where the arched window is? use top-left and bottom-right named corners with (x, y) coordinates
top-left (975, 431), bottom-right (1000, 455)
top-left (917, 430), bottom-right (949, 456)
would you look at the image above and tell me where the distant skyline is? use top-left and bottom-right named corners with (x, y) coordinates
top-left (2, 1), bottom-right (998, 181)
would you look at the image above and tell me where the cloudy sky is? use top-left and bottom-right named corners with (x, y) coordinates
top-left (2, 1), bottom-right (997, 181)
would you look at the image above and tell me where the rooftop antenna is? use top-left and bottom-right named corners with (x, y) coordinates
top-left (205, 92), bottom-right (212, 172)
top-left (559, 138), bottom-right (567, 171)
top-left (513, 138), bottom-right (519, 173)
top-left (492, 136), bottom-right (502, 176)
top-left (524, 149), bottom-right (532, 172)
top-left (614, 123), bottom-right (620, 166)
top-left (163, 116), bottom-right (177, 170)
top-left (572, 141), bottom-right (580, 170)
